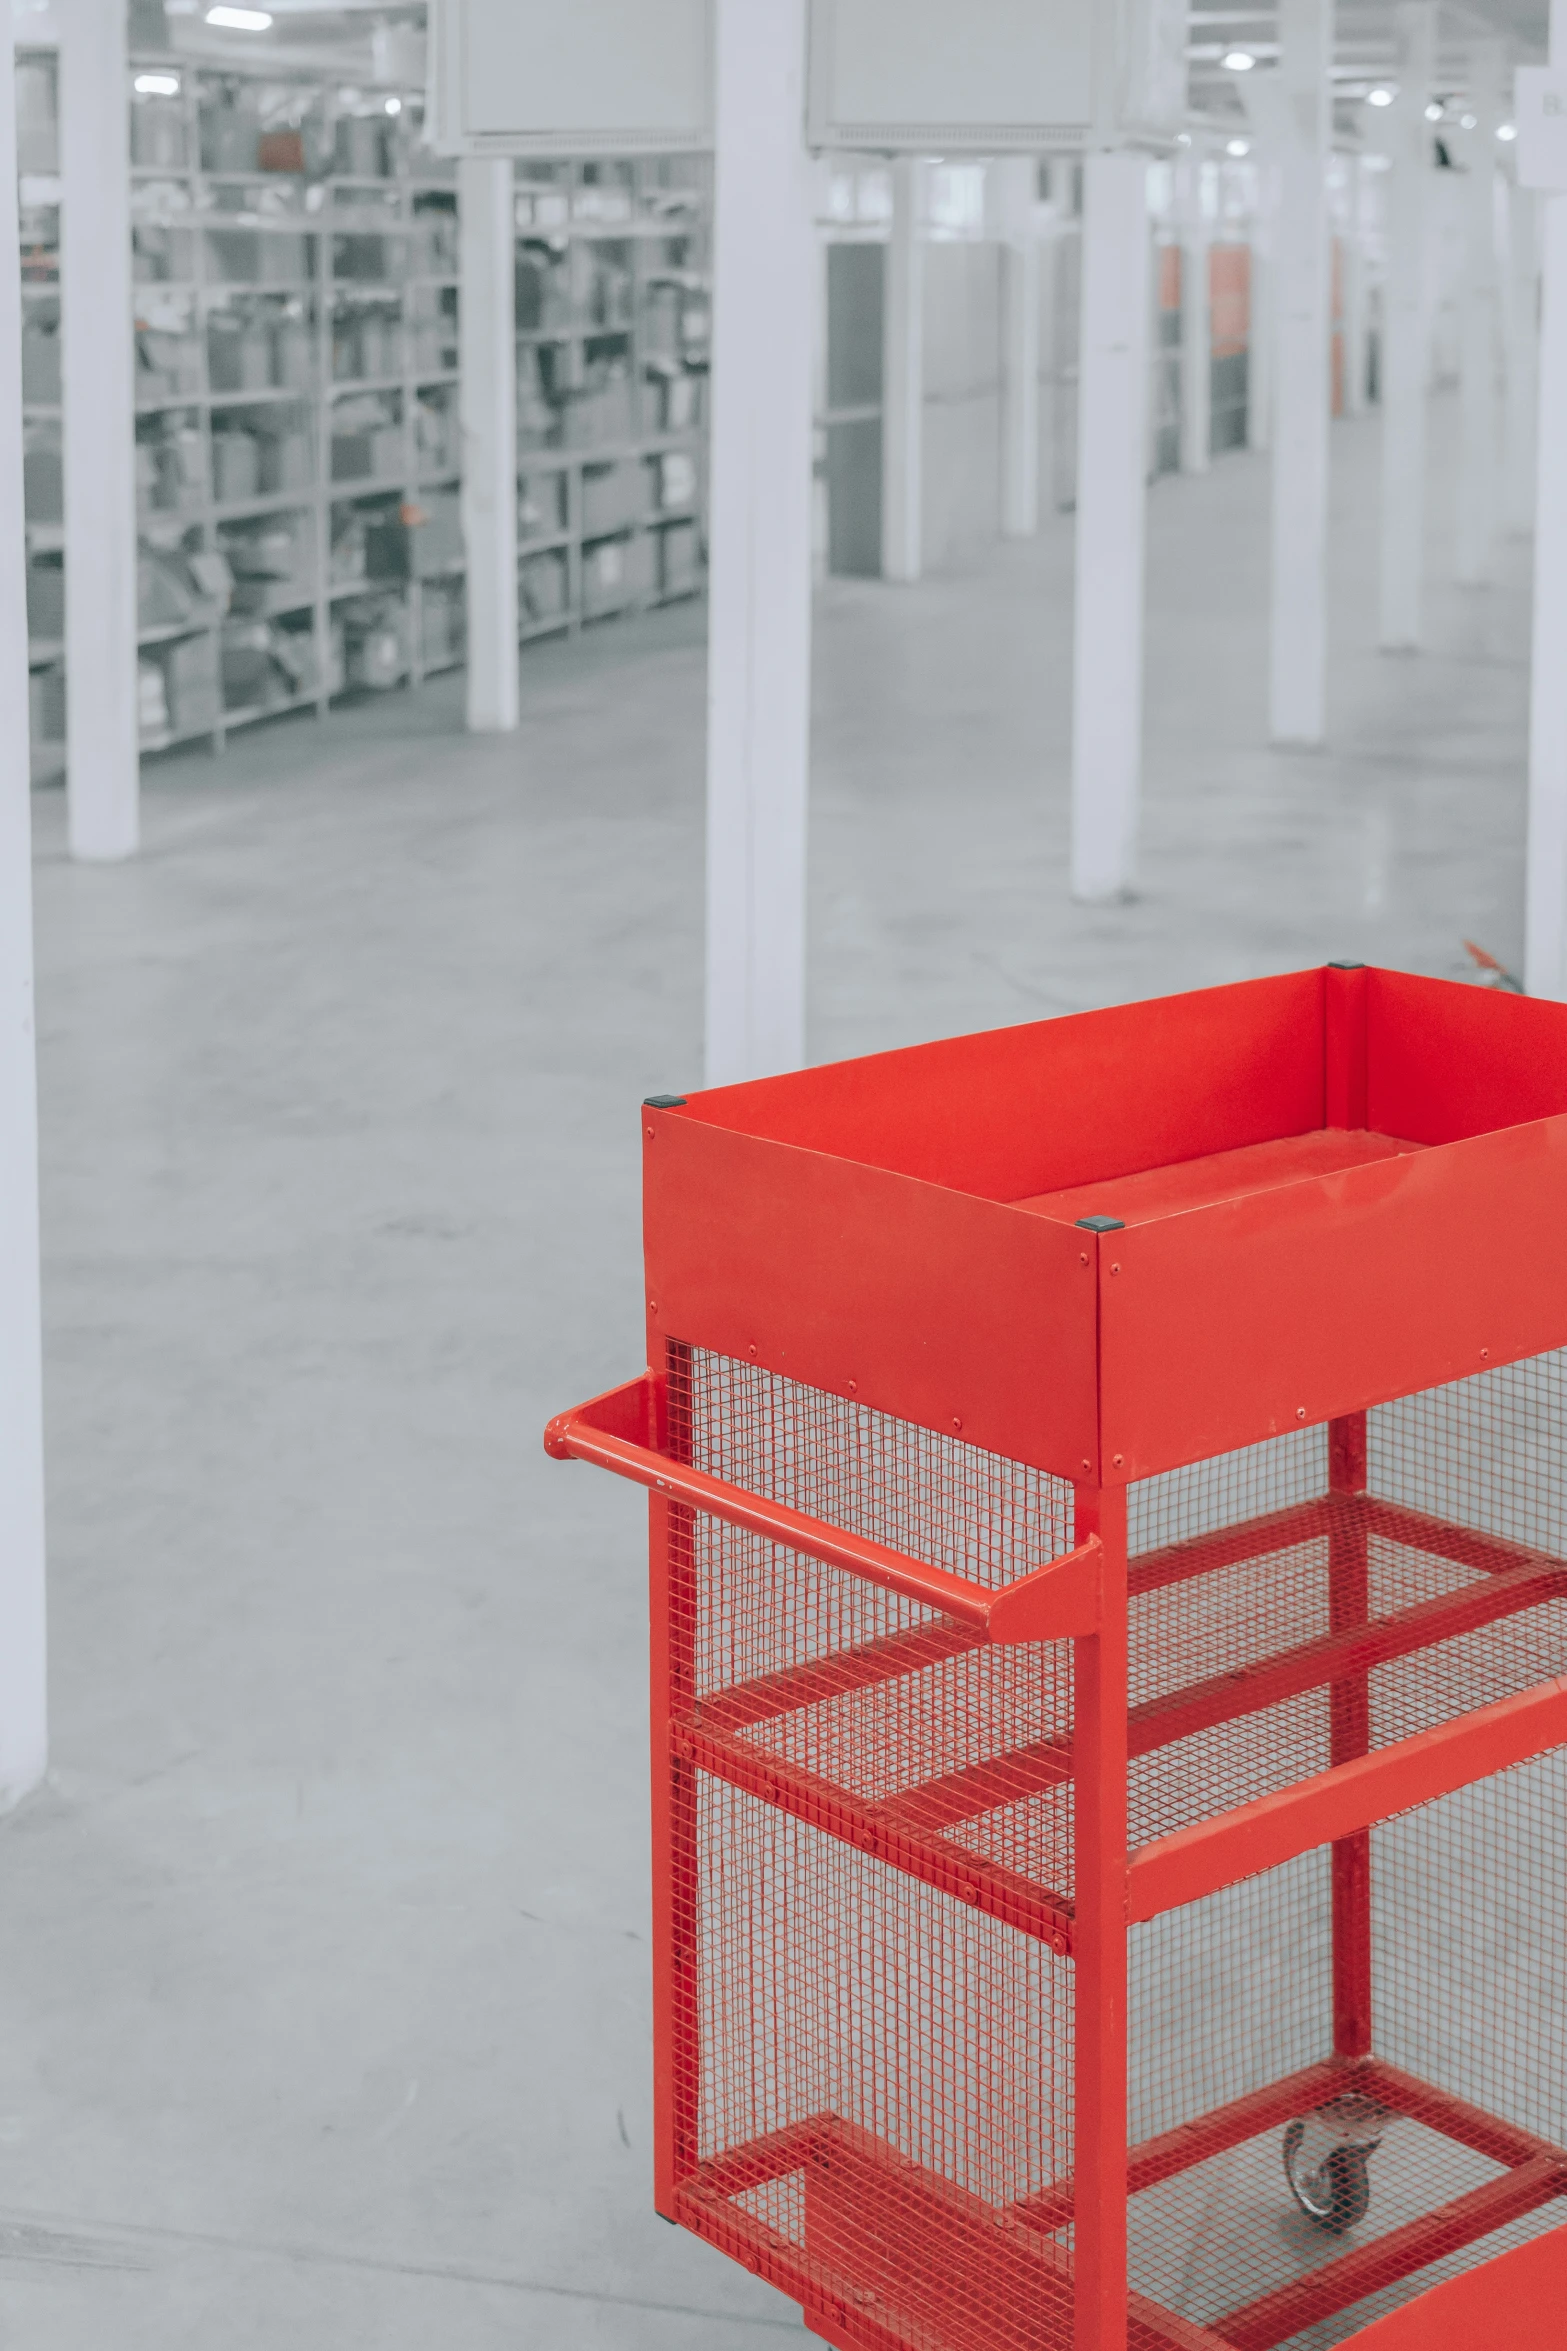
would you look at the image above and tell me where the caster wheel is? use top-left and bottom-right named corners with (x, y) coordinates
top-left (1282, 2098), bottom-right (1385, 2235)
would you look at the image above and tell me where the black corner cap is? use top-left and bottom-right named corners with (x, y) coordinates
top-left (1327, 961), bottom-right (1366, 971)
top-left (643, 1094), bottom-right (688, 1109)
top-left (1076, 1214), bottom-right (1125, 1233)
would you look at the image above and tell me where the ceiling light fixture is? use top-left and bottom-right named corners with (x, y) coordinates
top-left (1226, 136), bottom-right (1251, 157)
top-left (1461, 111), bottom-right (1477, 128)
top-left (206, 5), bottom-right (272, 28)
top-left (1498, 120), bottom-right (1517, 140)
top-left (1222, 49), bottom-right (1255, 71)
top-left (384, 95), bottom-right (402, 115)
top-left (133, 71), bottom-right (180, 94)
top-left (1367, 86), bottom-right (1395, 107)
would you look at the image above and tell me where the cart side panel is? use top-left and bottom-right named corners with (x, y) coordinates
top-left (1099, 1113), bottom-right (1567, 1480)
top-left (675, 968), bottom-right (1327, 1203)
top-left (644, 1112), bottom-right (1100, 1479)
top-left (1367, 970), bottom-right (1567, 1148)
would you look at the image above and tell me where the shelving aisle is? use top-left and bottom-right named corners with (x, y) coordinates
top-left (16, 41), bottom-right (712, 783)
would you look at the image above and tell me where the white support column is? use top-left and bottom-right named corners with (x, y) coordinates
top-left (1070, 151), bottom-right (1150, 903)
top-left (998, 158), bottom-right (1040, 538)
top-left (1456, 40), bottom-right (1506, 585)
top-left (1378, 2), bottom-right (1435, 650)
top-left (704, 0), bottom-right (814, 1085)
top-left (1506, 179), bottom-right (1541, 535)
top-left (0, 29), bottom-right (48, 1811)
top-left (1247, 186), bottom-right (1274, 453)
top-left (1525, 4), bottom-right (1567, 996)
top-left (60, 0), bottom-right (138, 862)
top-left (1342, 157), bottom-right (1369, 416)
top-left (1178, 155), bottom-right (1211, 473)
top-left (459, 157), bottom-right (519, 732)
top-left (881, 156), bottom-right (924, 582)
top-left (1268, 0), bottom-right (1333, 747)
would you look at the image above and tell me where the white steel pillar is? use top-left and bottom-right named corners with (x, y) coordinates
top-left (1456, 41), bottom-right (1506, 585)
top-left (1247, 197), bottom-right (1274, 453)
top-left (1525, 3), bottom-right (1567, 995)
top-left (0, 28), bottom-right (48, 1809)
top-left (1378, 2), bottom-right (1435, 650)
top-left (459, 156), bottom-right (519, 731)
top-left (704, 0), bottom-right (814, 1084)
top-left (1070, 151), bottom-right (1150, 903)
top-left (1178, 155), bottom-right (1211, 473)
top-left (60, 0), bottom-right (138, 861)
top-left (1506, 179), bottom-right (1541, 535)
top-left (881, 156), bottom-right (925, 581)
top-left (1342, 156), bottom-right (1369, 416)
top-left (1269, 0), bottom-right (1333, 746)
top-left (998, 158), bottom-right (1040, 538)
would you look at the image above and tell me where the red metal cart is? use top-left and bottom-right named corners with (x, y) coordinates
top-left (547, 965), bottom-right (1567, 2350)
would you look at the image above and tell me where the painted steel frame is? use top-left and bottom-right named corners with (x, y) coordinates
top-left (547, 966), bottom-right (1567, 2349)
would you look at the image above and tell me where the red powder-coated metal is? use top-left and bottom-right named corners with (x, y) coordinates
top-left (550, 968), bottom-right (1567, 2348)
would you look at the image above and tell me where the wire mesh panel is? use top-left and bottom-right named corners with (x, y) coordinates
top-left (669, 1344), bottom-right (1082, 2347)
top-left (1117, 1354), bottom-right (1567, 2348)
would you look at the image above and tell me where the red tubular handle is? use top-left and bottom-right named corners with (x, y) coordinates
top-left (544, 1374), bottom-right (1101, 1646)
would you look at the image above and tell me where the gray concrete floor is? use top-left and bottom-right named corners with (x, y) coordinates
top-left (3, 391), bottom-right (1532, 2346)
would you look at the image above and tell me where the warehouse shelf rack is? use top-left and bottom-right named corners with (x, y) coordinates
top-left (20, 43), bottom-right (712, 782)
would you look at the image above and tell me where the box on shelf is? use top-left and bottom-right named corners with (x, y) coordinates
top-left (212, 430), bottom-right (261, 505)
top-left (332, 427), bottom-right (404, 483)
top-left (520, 547), bottom-right (568, 623)
top-left (131, 97), bottom-right (186, 173)
top-left (26, 554), bottom-right (64, 640)
top-left (581, 461), bottom-right (645, 539)
top-left (160, 629), bottom-right (221, 736)
top-left (659, 516), bottom-right (702, 596)
top-left (138, 658), bottom-right (169, 743)
top-left (200, 91), bottom-right (261, 175)
top-left (339, 595), bottom-right (408, 690)
top-left (652, 447), bottom-right (698, 510)
top-left (518, 470), bottom-right (567, 540)
top-left (23, 432), bottom-right (62, 524)
top-left (221, 614), bottom-right (303, 709)
top-left (365, 490), bottom-right (462, 580)
top-left (258, 128), bottom-right (305, 174)
top-left (515, 251), bottom-right (571, 333)
top-left (258, 427), bottom-right (312, 495)
top-left (138, 422), bottom-right (207, 515)
top-left (133, 224), bottom-right (196, 287)
top-left (207, 315), bottom-right (271, 394)
top-left (563, 369), bottom-right (636, 451)
top-left (582, 530), bottom-right (654, 616)
top-left (335, 115), bottom-right (389, 178)
top-left (420, 581), bottom-right (465, 669)
top-left (206, 229), bottom-right (310, 289)
top-left (221, 516), bottom-right (307, 585)
top-left (272, 317), bottom-right (314, 390)
top-left (28, 661), bottom-right (64, 745)
top-left (410, 214), bottom-right (457, 277)
top-left (648, 366), bottom-right (702, 434)
top-left (22, 317), bottom-right (59, 406)
top-left (414, 393), bottom-right (457, 474)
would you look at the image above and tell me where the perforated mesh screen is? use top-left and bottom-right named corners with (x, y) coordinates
top-left (665, 1343), bottom-right (1567, 2349)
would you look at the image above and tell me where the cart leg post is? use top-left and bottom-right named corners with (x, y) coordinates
top-left (1329, 1412), bottom-right (1372, 2058)
top-left (652, 1342), bottom-right (700, 2215)
top-left (1074, 1482), bottom-right (1130, 2351)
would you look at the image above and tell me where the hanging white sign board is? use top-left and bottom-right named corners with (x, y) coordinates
top-left (806, 0), bottom-right (1187, 153)
top-left (1516, 66), bottom-right (1567, 193)
top-left (427, 0), bottom-right (713, 157)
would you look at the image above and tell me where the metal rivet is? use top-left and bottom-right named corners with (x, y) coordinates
top-left (646, 1126), bottom-right (655, 1139)
top-left (848, 1379), bottom-right (857, 1394)
top-left (747, 1344), bottom-right (757, 1359)
top-left (648, 1299), bottom-right (657, 1314)
top-left (1079, 1251), bottom-right (1090, 1266)
top-left (952, 1417), bottom-right (963, 1433)
top-left (1082, 1457), bottom-right (1092, 1472)
top-left (1113, 1452), bottom-right (1124, 1467)
top-left (1297, 1407), bottom-right (1307, 1421)
top-left (1110, 1262), bottom-right (1121, 1275)
top-left (1481, 1347), bottom-right (1490, 1359)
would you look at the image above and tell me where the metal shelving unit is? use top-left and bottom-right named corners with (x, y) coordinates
top-left (17, 45), bottom-right (713, 781)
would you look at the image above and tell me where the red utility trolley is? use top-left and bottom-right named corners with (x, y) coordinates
top-left (546, 966), bottom-right (1567, 2350)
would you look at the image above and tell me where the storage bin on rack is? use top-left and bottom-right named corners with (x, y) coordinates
top-left (520, 547), bottom-right (568, 622)
top-left (657, 517), bottom-right (701, 596)
top-left (582, 461), bottom-right (645, 539)
top-left (546, 968), bottom-right (1567, 2351)
top-left (582, 529), bottom-right (653, 615)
